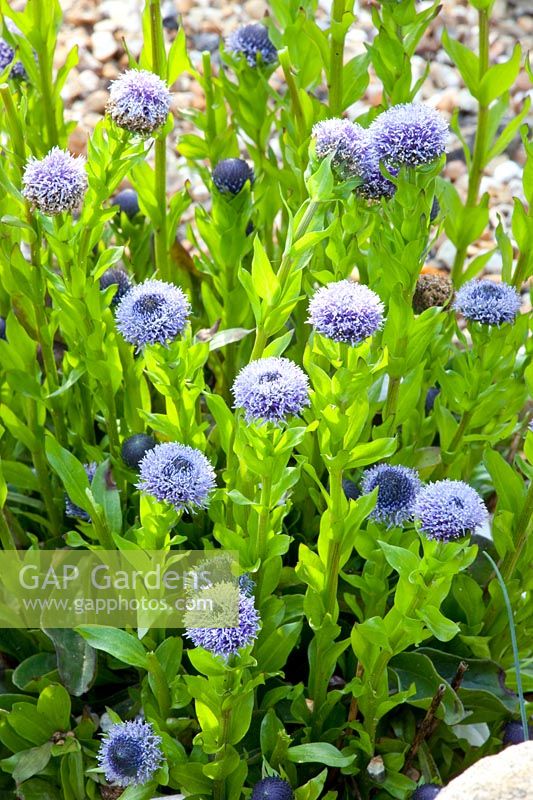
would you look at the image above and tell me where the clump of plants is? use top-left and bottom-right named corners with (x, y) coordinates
top-left (0, 0), bottom-right (531, 799)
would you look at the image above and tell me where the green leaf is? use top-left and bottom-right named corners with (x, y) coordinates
top-left (12, 654), bottom-right (58, 693)
top-left (12, 742), bottom-right (53, 784)
top-left (378, 541), bottom-right (419, 576)
top-left (417, 607), bottom-right (460, 641)
top-left (251, 236), bottom-right (279, 302)
top-left (484, 448), bottom-right (525, 513)
top-left (442, 29), bottom-right (480, 97)
top-left (255, 621), bottom-right (303, 673)
top-left (287, 743), bottom-right (353, 767)
top-left (44, 437), bottom-right (94, 516)
top-left (41, 629), bottom-right (96, 698)
top-left (36, 685), bottom-right (71, 733)
top-left (478, 44), bottom-right (521, 105)
top-left (75, 626), bottom-right (148, 669)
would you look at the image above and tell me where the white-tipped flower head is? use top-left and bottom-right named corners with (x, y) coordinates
top-left (22, 147), bottom-right (87, 215)
top-left (107, 69), bottom-right (171, 135)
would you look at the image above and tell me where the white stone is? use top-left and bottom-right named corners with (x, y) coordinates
top-left (438, 742), bottom-right (533, 800)
top-left (493, 161), bottom-right (523, 183)
top-left (91, 30), bottom-right (118, 61)
top-left (436, 240), bottom-right (456, 268)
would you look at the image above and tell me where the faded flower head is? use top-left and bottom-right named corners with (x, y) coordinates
top-left (251, 776), bottom-right (294, 800)
top-left (115, 279), bottom-right (191, 347)
top-left (22, 147), bottom-right (87, 215)
top-left (226, 24), bottom-right (277, 67)
top-left (313, 118), bottom-right (368, 180)
top-left (98, 720), bottom-right (163, 788)
top-left (65, 462), bottom-right (97, 521)
top-left (370, 103), bottom-right (448, 168)
top-left (0, 38), bottom-right (25, 78)
top-left (361, 464), bottom-right (421, 527)
top-left (413, 273), bottom-right (453, 314)
top-left (212, 158), bottom-right (254, 195)
top-left (184, 582), bottom-right (260, 659)
top-left (137, 442), bottom-right (216, 512)
top-left (232, 357), bottom-right (310, 424)
top-left (308, 279), bottom-right (384, 345)
top-left (107, 69), bottom-right (171, 135)
top-left (453, 279), bottom-right (521, 326)
top-left (100, 268), bottom-right (133, 307)
top-left (414, 479), bottom-right (488, 541)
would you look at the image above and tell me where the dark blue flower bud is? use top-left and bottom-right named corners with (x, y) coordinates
top-left (121, 434), bottom-right (157, 470)
top-left (100, 268), bottom-right (133, 307)
top-left (411, 785), bottom-right (441, 800)
top-left (0, 317), bottom-right (6, 340)
top-left (212, 158), bottom-right (254, 195)
top-left (342, 478), bottom-right (360, 501)
top-left (251, 776), bottom-right (294, 800)
top-left (112, 189), bottom-right (141, 219)
top-left (503, 721), bottom-right (533, 746)
top-left (425, 387), bottom-right (440, 414)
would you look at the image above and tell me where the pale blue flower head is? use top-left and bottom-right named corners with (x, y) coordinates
top-left (414, 479), bottom-right (488, 541)
top-left (137, 442), bottom-right (216, 512)
top-left (454, 279), bottom-right (521, 326)
top-left (313, 119), bottom-right (368, 180)
top-left (107, 69), bottom-right (171, 135)
top-left (22, 147), bottom-right (87, 215)
top-left (369, 103), bottom-right (448, 168)
top-left (361, 464), bottom-right (421, 527)
top-left (98, 719), bottom-right (163, 788)
top-left (115, 279), bottom-right (190, 347)
top-left (0, 38), bottom-right (25, 78)
top-left (226, 24), bottom-right (277, 67)
top-left (308, 279), bottom-right (384, 345)
top-left (232, 357), bottom-right (310, 424)
top-left (185, 584), bottom-right (260, 659)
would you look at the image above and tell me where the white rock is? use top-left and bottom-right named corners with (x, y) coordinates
top-left (436, 240), bottom-right (456, 268)
top-left (91, 30), bottom-right (118, 61)
top-left (78, 69), bottom-right (100, 94)
top-left (485, 252), bottom-right (503, 274)
top-left (493, 161), bottom-right (522, 183)
top-left (438, 742), bottom-right (533, 800)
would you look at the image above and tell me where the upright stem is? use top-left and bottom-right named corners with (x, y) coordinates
top-left (498, 478), bottom-right (533, 585)
top-left (254, 472), bottom-right (273, 602)
top-left (451, 8), bottom-right (490, 284)
top-left (36, 46), bottom-right (59, 148)
top-left (202, 52), bottom-right (217, 150)
top-left (149, 0), bottom-right (169, 280)
top-left (323, 466), bottom-right (344, 621)
top-left (212, 667), bottom-right (235, 800)
top-left (329, 0), bottom-right (346, 116)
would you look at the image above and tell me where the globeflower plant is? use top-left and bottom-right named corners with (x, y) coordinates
top-left (0, 0), bottom-right (530, 799)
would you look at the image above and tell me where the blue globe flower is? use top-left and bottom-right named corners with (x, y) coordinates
top-left (226, 24), bottom-right (277, 67)
top-left (502, 721), bottom-right (533, 746)
top-left (232, 357), bottom-right (310, 424)
top-left (0, 38), bottom-right (25, 78)
top-left (106, 69), bottom-right (171, 135)
top-left (121, 434), bottom-right (157, 470)
top-left (411, 785), bottom-right (441, 800)
top-left (251, 776), bottom-right (294, 800)
top-left (414, 480), bottom-right (488, 541)
top-left (137, 442), bottom-right (216, 512)
top-left (98, 720), bottom-right (163, 788)
top-left (185, 584), bottom-right (260, 659)
top-left (361, 464), bottom-right (421, 527)
top-left (112, 188), bottom-right (141, 218)
top-left (22, 147), bottom-right (88, 215)
top-left (115, 279), bottom-right (191, 348)
top-left (454, 279), bottom-right (521, 326)
top-left (65, 463), bottom-right (97, 521)
top-left (356, 148), bottom-right (397, 199)
top-left (212, 158), bottom-right (254, 195)
top-left (307, 279), bottom-right (384, 345)
top-left (313, 118), bottom-right (368, 180)
top-left (369, 103), bottom-right (448, 168)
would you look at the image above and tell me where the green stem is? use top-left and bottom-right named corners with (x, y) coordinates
top-left (0, 509), bottom-right (17, 550)
top-left (149, 0), bottom-right (169, 281)
top-left (435, 409), bottom-right (473, 478)
top-left (498, 478), bottom-right (533, 585)
top-left (202, 52), bottom-right (217, 150)
top-left (250, 201), bottom-right (319, 360)
top-left (26, 402), bottom-right (62, 537)
top-left (0, 84), bottom-right (26, 167)
top-left (254, 472), bottom-right (273, 602)
top-left (323, 466), bottom-right (344, 621)
top-left (278, 48), bottom-right (306, 142)
top-left (329, 0), bottom-right (347, 116)
top-left (451, 8), bottom-right (490, 284)
top-left (212, 667), bottom-right (235, 800)
top-left (35, 34), bottom-right (59, 148)
top-left (483, 552), bottom-right (529, 742)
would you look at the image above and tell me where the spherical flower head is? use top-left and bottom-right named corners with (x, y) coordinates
top-left (357, 148), bottom-right (397, 199)
top-left (121, 433), bottom-right (157, 470)
top-left (212, 158), bottom-right (254, 195)
top-left (115, 279), bottom-right (191, 348)
top-left (112, 188), bottom-right (141, 218)
top-left (232, 357), bottom-right (310, 424)
top-left (425, 387), bottom-right (440, 414)
top-left (0, 317), bottom-right (6, 341)
top-left (411, 785), bottom-right (441, 800)
top-left (308, 279), bottom-right (384, 345)
top-left (22, 147), bottom-right (87, 216)
top-left (98, 719), bottom-right (163, 788)
top-left (251, 776), bottom-right (294, 800)
top-left (313, 118), bottom-right (368, 175)
top-left (100, 268), bottom-right (133, 307)
top-left (184, 583), bottom-right (260, 659)
top-left (503, 721), bottom-right (533, 746)
top-left (414, 479), bottom-right (488, 541)
top-left (413, 273), bottom-right (453, 314)
top-left (137, 442), bottom-right (216, 512)
top-left (0, 38), bottom-right (25, 78)
top-left (65, 462), bottom-right (97, 521)
top-left (107, 69), bottom-right (171, 135)
top-left (343, 478), bottom-right (361, 501)
top-left (361, 464), bottom-right (421, 527)
top-left (226, 24), bottom-right (277, 68)
top-left (453, 279), bottom-right (521, 326)
top-left (370, 103), bottom-right (448, 168)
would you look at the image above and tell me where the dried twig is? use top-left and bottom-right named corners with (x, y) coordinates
top-left (404, 684), bottom-right (446, 772)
